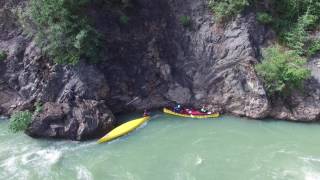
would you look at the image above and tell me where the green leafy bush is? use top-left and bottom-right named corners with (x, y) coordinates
top-left (9, 111), bottom-right (33, 133)
top-left (307, 39), bottom-right (320, 56)
top-left (27, 0), bottom-right (102, 64)
top-left (207, 0), bottom-right (320, 56)
top-left (284, 12), bottom-right (318, 55)
top-left (269, 0), bottom-right (320, 39)
top-left (256, 12), bottom-right (272, 24)
top-left (255, 46), bottom-right (311, 95)
top-left (208, 0), bottom-right (249, 22)
top-left (179, 15), bottom-right (191, 27)
top-left (0, 50), bottom-right (7, 61)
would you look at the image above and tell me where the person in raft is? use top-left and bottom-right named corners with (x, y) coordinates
top-left (200, 105), bottom-right (213, 114)
top-left (200, 105), bottom-right (208, 113)
top-left (173, 104), bottom-right (182, 113)
top-left (143, 109), bottom-right (150, 117)
top-left (185, 108), bottom-right (193, 115)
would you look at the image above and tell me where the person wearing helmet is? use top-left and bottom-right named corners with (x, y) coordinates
top-left (173, 104), bottom-right (182, 113)
top-left (143, 109), bottom-right (150, 117)
top-left (200, 105), bottom-right (208, 113)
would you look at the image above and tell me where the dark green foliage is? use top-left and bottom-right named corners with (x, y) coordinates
top-left (256, 12), bottom-right (272, 24)
top-left (0, 50), bottom-right (7, 61)
top-left (208, 0), bottom-right (249, 22)
top-left (255, 46), bottom-right (311, 95)
top-left (9, 111), bottom-right (32, 133)
top-left (284, 12), bottom-right (318, 55)
top-left (271, 0), bottom-right (320, 30)
top-left (307, 40), bottom-right (320, 56)
top-left (262, 0), bottom-right (320, 56)
top-left (206, 1), bottom-right (317, 97)
top-left (28, 0), bottom-right (102, 64)
top-left (179, 15), bottom-right (191, 27)
top-left (208, 0), bottom-right (320, 56)
top-left (119, 15), bottom-right (130, 24)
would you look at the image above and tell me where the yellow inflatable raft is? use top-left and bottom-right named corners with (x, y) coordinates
top-left (163, 108), bottom-right (219, 118)
top-left (97, 116), bottom-right (150, 144)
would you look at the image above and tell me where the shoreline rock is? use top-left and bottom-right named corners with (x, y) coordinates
top-left (26, 100), bottom-right (115, 141)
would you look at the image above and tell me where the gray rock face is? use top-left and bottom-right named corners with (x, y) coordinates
top-left (26, 101), bottom-right (115, 140)
top-left (100, 0), bottom-right (270, 118)
top-left (0, 0), bottom-right (116, 140)
top-left (26, 103), bottom-right (71, 139)
top-left (1, 0), bottom-right (320, 141)
top-left (166, 83), bottom-right (191, 104)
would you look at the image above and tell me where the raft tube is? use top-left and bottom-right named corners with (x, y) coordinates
top-left (97, 116), bottom-right (150, 144)
top-left (163, 108), bottom-right (219, 118)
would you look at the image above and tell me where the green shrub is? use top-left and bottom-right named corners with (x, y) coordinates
top-left (207, 0), bottom-right (320, 56)
top-left (307, 39), bottom-right (320, 56)
top-left (27, 0), bottom-right (102, 65)
top-left (208, 0), bottom-right (249, 22)
top-left (284, 12), bottom-right (318, 55)
top-left (0, 51), bottom-right (7, 61)
top-left (255, 46), bottom-right (311, 95)
top-left (119, 15), bottom-right (130, 24)
top-left (9, 111), bottom-right (33, 133)
top-left (269, 0), bottom-right (320, 41)
top-left (179, 15), bottom-right (191, 27)
top-left (256, 12), bottom-right (272, 24)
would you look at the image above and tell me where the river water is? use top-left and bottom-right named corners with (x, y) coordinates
top-left (1, 114), bottom-right (320, 180)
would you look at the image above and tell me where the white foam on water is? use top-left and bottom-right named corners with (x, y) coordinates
top-left (21, 149), bottom-right (62, 166)
top-left (76, 166), bottom-right (93, 180)
top-left (137, 121), bottom-right (148, 130)
top-left (300, 156), bottom-right (320, 163)
top-left (0, 156), bottom-right (30, 180)
top-left (38, 149), bottom-right (62, 165)
top-left (1, 156), bottom-right (17, 174)
top-left (55, 141), bottom-right (96, 153)
top-left (300, 159), bottom-right (320, 180)
top-left (304, 170), bottom-right (320, 180)
top-left (195, 155), bottom-right (203, 166)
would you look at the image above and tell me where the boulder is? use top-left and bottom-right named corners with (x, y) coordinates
top-left (26, 100), bottom-right (115, 140)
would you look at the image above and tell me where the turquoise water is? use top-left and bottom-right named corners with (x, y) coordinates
top-left (1, 114), bottom-right (320, 180)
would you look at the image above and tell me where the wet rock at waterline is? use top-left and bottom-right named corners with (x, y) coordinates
top-left (26, 101), bottom-right (115, 140)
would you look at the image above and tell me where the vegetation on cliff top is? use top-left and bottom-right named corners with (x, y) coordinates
top-left (20, 0), bottom-right (319, 97)
top-left (209, 0), bottom-right (319, 95)
top-left (208, 0), bottom-right (249, 22)
top-left (27, 0), bottom-right (102, 64)
top-left (209, 0), bottom-right (320, 55)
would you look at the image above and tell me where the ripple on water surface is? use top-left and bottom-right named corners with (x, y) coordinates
top-left (1, 115), bottom-right (320, 180)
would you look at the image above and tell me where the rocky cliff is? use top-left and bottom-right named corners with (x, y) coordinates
top-left (1, 0), bottom-right (320, 140)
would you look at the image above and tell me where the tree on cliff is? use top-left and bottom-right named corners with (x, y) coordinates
top-left (27, 0), bottom-right (102, 64)
top-left (255, 46), bottom-right (311, 95)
